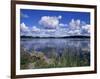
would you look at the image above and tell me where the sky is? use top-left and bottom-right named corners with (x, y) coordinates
top-left (20, 9), bottom-right (90, 37)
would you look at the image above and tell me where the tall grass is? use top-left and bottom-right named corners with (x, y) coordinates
top-left (20, 47), bottom-right (90, 69)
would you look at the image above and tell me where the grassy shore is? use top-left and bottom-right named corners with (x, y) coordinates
top-left (20, 47), bottom-right (90, 69)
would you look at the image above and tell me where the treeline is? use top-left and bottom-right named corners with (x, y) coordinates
top-left (21, 35), bottom-right (90, 39)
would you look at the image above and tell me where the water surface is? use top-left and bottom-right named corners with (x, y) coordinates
top-left (20, 38), bottom-right (90, 69)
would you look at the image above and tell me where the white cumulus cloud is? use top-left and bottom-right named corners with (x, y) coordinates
top-left (20, 17), bottom-right (90, 37)
top-left (20, 22), bottom-right (30, 32)
top-left (32, 26), bottom-right (40, 32)
top-left (76, 19), bottom-right (81, 26)
top-left (20, 22), bottom-right (31, 36)
top-left (68, 19), bottom-right (90, 35)
top-left (58, 15), bottom-right (62, 19)
top-left (82, 24), bottom-right (90, 34)
top-left (39, 16), bottom-right (60, 29)
top-left (69, 19), bottom-right (81, 30)
top-left (59, 23), bottom-right (68, 27)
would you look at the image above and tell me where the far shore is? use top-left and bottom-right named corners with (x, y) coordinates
top-left (21, 35), bottom-right (90, 39)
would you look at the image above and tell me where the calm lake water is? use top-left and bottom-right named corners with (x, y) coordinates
top-left (21, 38), bottom-right (90, 69)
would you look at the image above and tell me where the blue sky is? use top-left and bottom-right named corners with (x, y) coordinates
top-left (20, 9), bottom-right (90, 37)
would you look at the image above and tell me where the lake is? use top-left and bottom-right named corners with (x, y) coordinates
top-left (20, 38), bottom-right (90, 69)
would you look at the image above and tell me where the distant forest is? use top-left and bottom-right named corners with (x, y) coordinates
top-left (21, 35), bottom-right (90, 38)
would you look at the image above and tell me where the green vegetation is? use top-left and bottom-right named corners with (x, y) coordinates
top-left (20, 47), bottom-right (31, 69)
top-left (20, 47), bottom-right (90, 69)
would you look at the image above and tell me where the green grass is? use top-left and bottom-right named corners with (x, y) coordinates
top-left (20, 47), bottom-right (90, 69)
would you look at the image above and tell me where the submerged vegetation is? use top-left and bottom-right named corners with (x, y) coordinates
top-left (20, 46), bottom-right (90, 69)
